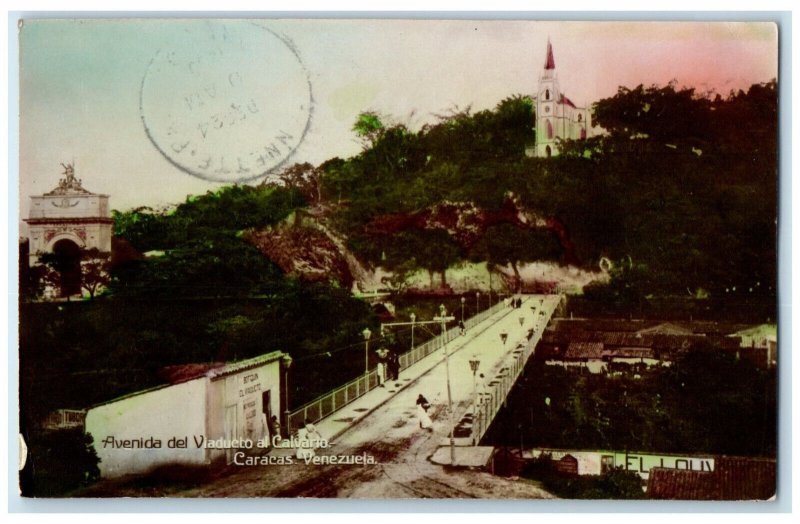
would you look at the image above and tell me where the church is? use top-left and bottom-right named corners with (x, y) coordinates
top-left (527, 40), bottom-right (591, 158)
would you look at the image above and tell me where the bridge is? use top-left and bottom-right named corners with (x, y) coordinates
top-left (287, 294), bottom-right (562, 467)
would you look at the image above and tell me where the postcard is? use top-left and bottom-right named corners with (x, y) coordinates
top-left (16, 18), bottom-right (779, 501)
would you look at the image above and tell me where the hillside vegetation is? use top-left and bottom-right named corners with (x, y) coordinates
top-left (22, 80), bottom-right (777, 423)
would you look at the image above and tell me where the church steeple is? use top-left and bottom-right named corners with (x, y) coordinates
top-left (544, 38), bottom-right (555, 70)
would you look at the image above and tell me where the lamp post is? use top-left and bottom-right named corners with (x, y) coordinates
top-left (281, 353), bottom-right (293, 438)
top-left (461, 296), bottom-right (466, 323)
top-left (476, 291), bottom-right (480, 314)
top-left (410, 312), bottom-right (416, 352)
top-left (362, 327), bottom-right (372, 388)
top-left (434, 304), bottom-right (456, 465)
top-left (469, 357), bottom-right (480, 446)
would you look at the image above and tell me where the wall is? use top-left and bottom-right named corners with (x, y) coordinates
top-left (85, 378), bottom-right (207, 478)
top-left (205, 360), bottom-right (282, 463)
top-left (529, 448), bottom-right (716, 480)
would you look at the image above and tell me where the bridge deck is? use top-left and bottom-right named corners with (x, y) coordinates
top-left (306, 294), bottom-right (562, 458)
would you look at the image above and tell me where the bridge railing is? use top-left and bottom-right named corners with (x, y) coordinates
top-left (288, 300), bottom-right (507, 433)
top-left (469, 297), bottom-right (560, 445)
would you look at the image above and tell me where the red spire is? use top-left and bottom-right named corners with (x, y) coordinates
top-left (544, 39), bottom-right (555, 70)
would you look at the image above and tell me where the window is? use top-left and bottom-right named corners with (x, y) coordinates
top-left (601, 455), bottom-right (614, 474)
top-left (545, 145), bottom-right (552, 158)
top-left (545, 89), bottom-right (550, 101)
top-left (577, 113), bottom-right (582, 122)
top-left (546, 120), bottom-right (553, 139)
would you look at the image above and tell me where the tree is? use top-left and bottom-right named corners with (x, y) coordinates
top-left (276, 162), bottom-right (323, 205)
top-left (470, 224), bottom-right (562, 288)
top-left (352, 111), bottom-right (386, 149)
top-left (79, 248), bottom-right (111, 299)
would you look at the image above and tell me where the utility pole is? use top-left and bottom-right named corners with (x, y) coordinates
top-left (434, 304), bottom-right (456, 466)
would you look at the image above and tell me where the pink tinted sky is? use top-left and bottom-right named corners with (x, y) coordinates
top-left (18, 20), bottom-right (778, 217)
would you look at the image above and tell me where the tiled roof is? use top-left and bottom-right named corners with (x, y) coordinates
top-left (648, 457), bottom-right (776, 500)
top-left (602, 332), bottom-right (654, 347)
top-left (564, 342), bottom-right (604, 359)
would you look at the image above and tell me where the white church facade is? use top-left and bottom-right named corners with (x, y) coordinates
top-left (528, 40), bottom-right (592, 158)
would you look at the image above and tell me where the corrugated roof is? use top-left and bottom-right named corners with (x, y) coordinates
top-left (637, 322), bottom-right (695, 336)
top-left (647, 468), bottom-right (718, 500)
top-left (207, 350), bottom-right (286, 380)
top-left (648, 457), bottom-right (776, 500)
top-left (715, 456), bottom-right (776, 501)
top-left (605, 348), bottom-right (654, 359)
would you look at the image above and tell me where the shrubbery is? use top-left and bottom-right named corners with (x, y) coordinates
top-left (19, 429), bottom-right (100, 497)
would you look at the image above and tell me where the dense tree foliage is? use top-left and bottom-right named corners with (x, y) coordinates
top-left (485, 343), bottom-right (776, 457)
top-left (21, 184), bottom-right (379, 428)
top-left (322, 81), bottom-right (776, 302)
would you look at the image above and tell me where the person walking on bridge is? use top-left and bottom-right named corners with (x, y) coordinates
top-left (416, 394), bottom-right (433, 431)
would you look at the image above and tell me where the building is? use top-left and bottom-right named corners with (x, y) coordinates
top-left (85, 351), bottom-right (287, 478)
top-left (528, 448), bottom-right (716, 481)
top-left (24, 163), bottom-right (112, 297)
top-left (528, 39), bottom-right (591, 158)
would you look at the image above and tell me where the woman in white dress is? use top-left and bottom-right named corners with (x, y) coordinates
top-left (416, 394), bottom-right (433, 431)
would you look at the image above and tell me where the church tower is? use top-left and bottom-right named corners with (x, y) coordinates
top-left (536, 39), bottom-right (560, 158)
top-left (530, 39), bottom-right (591, 158)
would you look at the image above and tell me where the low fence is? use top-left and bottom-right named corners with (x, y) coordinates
top-left (287, 300), bottom-right (507, 432)
top-left (469, 296), bottom-right (560, 445)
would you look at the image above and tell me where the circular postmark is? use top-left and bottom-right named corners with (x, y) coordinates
top-left (140, 21), bottom-right (313, 183)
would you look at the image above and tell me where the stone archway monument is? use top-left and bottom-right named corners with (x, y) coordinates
top-left (25, 163), bottom-right (112, 268)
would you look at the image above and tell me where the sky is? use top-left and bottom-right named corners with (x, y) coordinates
top-left (18, 19), bottom-right (778, 225)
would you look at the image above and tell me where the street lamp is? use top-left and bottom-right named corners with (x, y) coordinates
top-left (476, 291), bottom-right (480, 313)
top-left (281, 353), bottom-right (293, 438)
top-left (410, 312), bottom-right (416, 351)
top-left (461, 296), bottom-right (466, 323)
top-left (362, 327), bottom-right (372, 378)
top-left (469, 357), bottom-right (481, 446)
top-left (434, 305), bottom-right (456, 465)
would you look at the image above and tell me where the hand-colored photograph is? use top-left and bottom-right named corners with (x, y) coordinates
top-left (17, 18), bottom-right (778, 501)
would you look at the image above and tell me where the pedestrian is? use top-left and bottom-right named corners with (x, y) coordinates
top-left (458, 320), bottom-right (466, 336)
top-left (376, 348), bottom-right (389, 387)
top-left (475, 373), bottom-right (487, 405)
top-left (269, 415), bottom-right (281, 443)
top-left (377, 361), bottom-right (386, 387)
top-left (389, 351), bottom-right (400, 382)
top-left (416, 394), bottom-right (433, 431)
top-left (295, 421), bottom-right (312, 460)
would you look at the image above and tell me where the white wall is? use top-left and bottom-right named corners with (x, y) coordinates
top-left (530, 449), bottom-right (715, 480)
top-left (206, 360), bottom-right (282, 463)
top-left (85, 378), bottom-right (207, 478)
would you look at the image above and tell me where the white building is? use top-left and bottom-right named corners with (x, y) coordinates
top-left (528, 40), bottom-right (592, 158)
top-left (528, 448), bottom-right (716, 481)
top-left (85, 351), bottom-right (286, 478)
